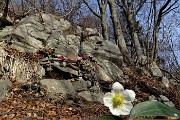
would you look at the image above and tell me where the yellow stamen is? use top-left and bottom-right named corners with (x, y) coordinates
top-left (112, 93), bottom-right (124, 108)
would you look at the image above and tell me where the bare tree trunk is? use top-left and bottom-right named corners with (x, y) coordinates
top-left (99, 0), bottom-right (108, 40)
top-left (40, 0), bottom-right (46, 12)
top-left (108, 0), bottom-right (128, 56)
top-left (151, 0), bottom-right (157, 62)
top-left (0, 0), bottom-right (12, 27)
top-left (83, 0), bottom-right (109, 41)
top-left (3, 0), bottom-right (10, 18)
top-left (21, 0), bottom-right (24, 12)
top-left (126, 9), bottom-right (146, 64)
top-left (151, 0), bottom-right (177, 62)
top-left (116, 0), bottom-right (147, 64)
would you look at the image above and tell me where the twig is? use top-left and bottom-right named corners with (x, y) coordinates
top-left (24, 0), bottom-right (44, 24)
top-left (160, 67), bottom-right (180, 81)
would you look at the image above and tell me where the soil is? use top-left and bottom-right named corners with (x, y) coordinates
top-left (0, 48), bottom-right (180, 119)
top-left (0, 66), bottom-right (179, 120)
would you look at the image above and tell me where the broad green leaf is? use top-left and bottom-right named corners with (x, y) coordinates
top-left (99, 115), bottom-right (121, 120)
top-left (130, 101), bottom-right (180, 119)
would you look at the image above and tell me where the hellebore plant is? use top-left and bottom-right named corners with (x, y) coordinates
top-left (103, 82), bottom-right (135, 116)
top-left (101, 82), bottom-right (180, 120)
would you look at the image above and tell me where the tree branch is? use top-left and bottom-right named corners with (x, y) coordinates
top-left (82, 0), bottom-right (101, 18)
top-left (135, 0), bottom-right (147, 15)
top-left (162, 0), bottom-right (178, 16)
top-left (24, 0), bottom-right (44, 23)
top-left (3, 0), bottom-right (9, 18)
top-left (156, 0), bottom-right (171, 27)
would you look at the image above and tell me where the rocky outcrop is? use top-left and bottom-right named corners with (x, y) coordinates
top-left (0, 13), bottom-right (172, 103)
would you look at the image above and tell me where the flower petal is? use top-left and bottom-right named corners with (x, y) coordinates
top-left (103, 92), bottom-right (113, 107)
top-left (122, 89), bottom-right (136, 103)
top-left (108, 103), bottom-right (133, 116)
top-left (118, 103), bottom-right (133, 115)
top-left (112, 82), bottom-right (124, 93)
top-left (109, 106), bottom-right (122, 116)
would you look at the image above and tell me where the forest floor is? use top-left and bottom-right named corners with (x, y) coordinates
top-left (0, 66), bottom-right (179, 120)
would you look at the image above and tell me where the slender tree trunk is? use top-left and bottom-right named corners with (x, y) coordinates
top-left (83, 0), bottom-right (109, 41)
top-left (3, 0), bottom-right (9, 18)
top-left (108, 0), bottom-right (128, 56)
top-left (152, 1), bottom-right (159, 62)
top-left (126, 10), bottom-right (146, 64)
top-left (101, 14), bottom-right (108, 40)
top-left (21, 0), bottom-right (24, 12)
top-left (99, 2), bottom-right (108, 41)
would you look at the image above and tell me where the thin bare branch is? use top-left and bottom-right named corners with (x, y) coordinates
top-left (156, 0), bottom-right (171, 27)
top-left (82, 0), bottom-right (101, 18)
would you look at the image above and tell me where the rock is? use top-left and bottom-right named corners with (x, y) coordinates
top-left (72, 79), bottom-right (88, 92)
top-left (78, 91), bottom-right (104, 103)
top-left (0, 26), bottom-right (13, 37)
top-left (0, 14), bottom-right (75, 54)
top-left (149, 95), bottom-right (157, 101)
top-left (1, 13), bottom-right (126, 85)
top-left (101, 59), bottom-right (124, 80)
top-left (84, 28), bottom-right (99, 36)
top-left (34, 65), bottom-right (46, 77)
top-left (161, 77), bottom-right (169, 88)
top-left (164, 101), bottom-right (175, 107)
top-left (96, 65), bottom-right (113, 82)
top-left (150, 62), bottom-right (163, 77)
top-left (0, 76), bottom-right (12, 100)
top-left (10, 24), bottom-right (44, 53)
top-left (40, 79), bottom-right (76, 98)
top-left (48, 34), bottom-right (80, 56)
top-left (159, 95), bottom-right (169, 102)
top-left (81, 39), bottom-right (125, 82)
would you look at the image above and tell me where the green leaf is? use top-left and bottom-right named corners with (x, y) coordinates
top-left (130, 101), bottom-right (180, 119)
top-left (99, 115), bottom-right (121, 120)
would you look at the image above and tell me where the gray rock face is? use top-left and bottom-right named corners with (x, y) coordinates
top-left (164, 101), bottom-right (175, 107)
top-left (81, 39), bottom-right (124, 82)
top-left (0, 14), bottom-right (79, 54)
top-left (149, 95), bottom-right (175, 108)
top-left (40, 78), bottom-right (103, 103)
top-left (72, 79), bottom-right (89, 92)
top-left (40, 79), bottom-right (76, 97)
top-left (0, 76), bottom-right (12, 100)
top-left (0, 13), bottom-right (128, 103)
top-left (150, 62), bottom-right (163, 77)
top-left (161, 77), bottom-right (169, 88)
top-left (78, 91), bottom-right (104, 103)
top-left (0, 13), bottom-right (126, 84)
top-left (149, 95), bottom-right (157, 101)
top-left (159, 95), bottom-right (169, 102)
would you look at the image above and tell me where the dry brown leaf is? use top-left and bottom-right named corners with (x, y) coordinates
top-left (27, 112), bottom-right (32, 117)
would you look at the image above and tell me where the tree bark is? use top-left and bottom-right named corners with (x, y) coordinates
top-left (126, 9), bottom-right (146, 64)
top-left (83, 0), bottom-right (109, 41)
top-left (108, 0), bottom-right (128, 56)
top-left (0, 0), bottom-right (13, 27)
top-left (99, 0), bottom-right (109, 40)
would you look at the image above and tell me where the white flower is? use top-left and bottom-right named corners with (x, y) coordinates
top-left (103, 82), bottom-right (136, 116)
